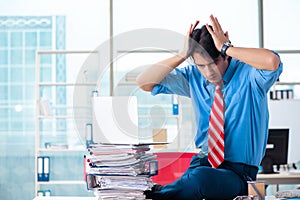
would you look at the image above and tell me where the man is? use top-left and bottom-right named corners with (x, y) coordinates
top-left (137, 15), bottom-right (282, 200)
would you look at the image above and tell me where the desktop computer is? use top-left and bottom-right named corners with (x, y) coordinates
top-left (260, 128), bottom-right (289, 174)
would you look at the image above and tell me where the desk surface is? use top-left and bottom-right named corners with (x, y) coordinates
top-left (257, 173), bottom-right (300, 185)
top-left (33, 197), bottom-right (97, 200)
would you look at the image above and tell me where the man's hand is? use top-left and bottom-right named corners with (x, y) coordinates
top-left (206, 15), bottom-right (229, 52)
top-left (179, 20), bottom-right (199, 59)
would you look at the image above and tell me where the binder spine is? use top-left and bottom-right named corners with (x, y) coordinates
top-left (37, 156), bottom-right (50, 182)
top-left (172, 95), bottom-right (178, 115)
top-left (85, 123), bottom-right (94, 148)
top-left (43, 156), bottom-right (50, 181)
top-left (37, 157), bottom-right (43, 181)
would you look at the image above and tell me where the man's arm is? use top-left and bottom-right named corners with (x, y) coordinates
top-left (224, 47), bottom-right (280, 71)
top-left (136, 55), bottom-right (185, 92)
top-left (136, 21), bottom-right (200, 92)
top-left (206, 15), bottom-right (280, 71)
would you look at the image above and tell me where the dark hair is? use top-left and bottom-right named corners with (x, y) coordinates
top-left (188, 25), bottom-right (220, 60)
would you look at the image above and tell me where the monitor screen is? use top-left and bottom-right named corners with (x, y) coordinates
top-left (260, 128), bottom-right (289, 174)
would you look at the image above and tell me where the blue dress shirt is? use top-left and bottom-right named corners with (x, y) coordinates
top-left (151, 54), bottom-right (283, 166)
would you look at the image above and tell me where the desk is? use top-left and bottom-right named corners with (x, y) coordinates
top-left (257, 173), bottom-right (300, 185)
top-left (33, 197), bottom-right (97, 200)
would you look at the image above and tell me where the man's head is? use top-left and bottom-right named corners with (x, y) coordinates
top-left (188, 25), bottom-right (228, 83)
top-left (188, 25), bottom-right (220, 60)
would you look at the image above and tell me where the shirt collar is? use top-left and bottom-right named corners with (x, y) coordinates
top-left (222, 58), bottom-right (235, 84)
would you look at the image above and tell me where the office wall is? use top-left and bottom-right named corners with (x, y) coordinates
top-left (269, 100), bottom-right (300, 163)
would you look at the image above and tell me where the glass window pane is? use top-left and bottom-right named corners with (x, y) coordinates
top-left (0, 86), bottom-right (8, 100)
top-left (114, 0), bottom-right (258, 47)
top-left (11, 32), bottom-right (23, 47)
top-left (10, 85), bottom-right (23, 100)
top-left (25, 85), bottom-right (34, 100)
top-left (10, 50), bottom-right (23, 65)
top-left (40, 31), bottom-right (52, 47)
top-left (23, 107), bottom-right (35, 119)
top-left (0, 32), bottom-right (8, 47)
top-left (0, 108), bottom-right (8, 118)
top-left (25, 67), bottom-right (35, 82)
top-left (41, 67), bottom-right (52, 82)
top-left (40, 87), bottom-right (52, 99)
top-left (277, 53), bottom-right (300, 82)
top-left (25, 32), bottom-right (37, 47)
top-left (11, 67), bottom-right (23, 82)
top-left (40, 54), bottom-right (52, 64)
top-left (23, 120), bottom-right (35, 131)
top-left (0, 68), bottom-right (8, 82)
top-left (0, 121), bottom-right (8, 131)
top-left (11, 120), bottom-right (23, 131)
top-left (25, 49), bottom-right (36, 65)
top-left (264, 0), bottom-right (300, 49)
top-left (0, 50), bottom-right (8, 64)
top-left (11, 108), bottom-right (23, 118)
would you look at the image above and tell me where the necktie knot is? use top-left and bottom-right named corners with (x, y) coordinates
top-left (214, 81), bottom-right (223, 90)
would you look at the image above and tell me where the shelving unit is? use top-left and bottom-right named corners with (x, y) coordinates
top-left (269, 81), bottom-right (300, 100)
top-left (38, 181), bottom-right (87, 185)
top-left (34, 50), bottom-right (99, 197)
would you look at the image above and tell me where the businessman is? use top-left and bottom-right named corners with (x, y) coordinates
top-left (137, 15), bottom-right (283, 199)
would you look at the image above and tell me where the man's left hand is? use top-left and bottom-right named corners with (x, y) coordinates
top-left (206, 15), bottom-right (229, 52)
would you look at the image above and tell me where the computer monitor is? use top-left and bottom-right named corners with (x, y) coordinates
top-left (260, 128), bottom-right (289, 174)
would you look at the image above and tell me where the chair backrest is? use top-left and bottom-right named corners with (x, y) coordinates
top-left (151, 152), bottom-right (197, 185)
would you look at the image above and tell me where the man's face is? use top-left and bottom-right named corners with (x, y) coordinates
top-left (192, 53), bottom-right (228, 83)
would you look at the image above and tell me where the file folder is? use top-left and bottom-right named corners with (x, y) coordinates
top-left (172, 94), bottom-right (178, 115)
top-left (37, 190), bottom-right (44, 196)
top-left (37, 157), bottom-right (43, 181)
top-left (43, 156), bottom-right (50, 181)
top-left (85, 123), bottom-right (94, 148)
top-left (37, 156), bottom-right (50, 181)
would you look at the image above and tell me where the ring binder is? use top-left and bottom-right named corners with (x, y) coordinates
top-left (43, 156), bottom-right (50, 181)
top-left (37, 157), bottom-right (43, 181)
top-left (37, 190), bottom-right (44, 196)
top-left (85, 123), bottom-right (93, 148)
top-left (37, 156), bottom-right (50, 181)
top-left (172, 95), bottom-right (179, 115)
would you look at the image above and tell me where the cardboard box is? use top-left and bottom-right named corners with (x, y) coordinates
top-left (153, 128), bottom-right (167, 149)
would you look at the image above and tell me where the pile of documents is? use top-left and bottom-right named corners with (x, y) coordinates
top-left (86, 143), bottom-right (158, 200)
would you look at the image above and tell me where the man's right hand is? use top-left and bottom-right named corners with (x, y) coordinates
top-left (179, 20), bottom-right (200, 59)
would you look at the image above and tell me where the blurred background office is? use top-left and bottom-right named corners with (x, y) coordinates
top-left (0, 0), bottom-right (300, 199)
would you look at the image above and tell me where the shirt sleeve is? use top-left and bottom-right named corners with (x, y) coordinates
top-left (252, 51), bottom-right (283, 93)
top-left (151, 67), bottom-right (191, 97)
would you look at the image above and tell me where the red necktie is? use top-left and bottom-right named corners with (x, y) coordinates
top-left (208, 82), bottom-right (225, 168)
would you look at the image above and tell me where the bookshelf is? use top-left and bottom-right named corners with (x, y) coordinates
top-left (34, 50), bottom-right (99, 197)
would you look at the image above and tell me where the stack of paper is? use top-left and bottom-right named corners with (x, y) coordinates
top-left (86, 143), bottom-right (158, 200)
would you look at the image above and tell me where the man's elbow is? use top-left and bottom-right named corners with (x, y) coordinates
top-left (136, 76), bottom-right (154, 92)
top-left (268, 54), bottom-right (281, 71)
top-left (139, 84), bottom-right (154, 92)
